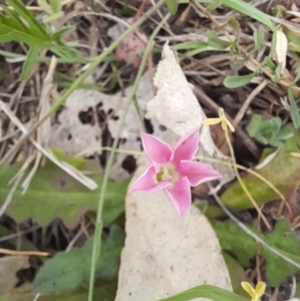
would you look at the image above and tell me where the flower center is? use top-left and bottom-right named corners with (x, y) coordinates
top-left (155, 164), bottom-right (178, 183)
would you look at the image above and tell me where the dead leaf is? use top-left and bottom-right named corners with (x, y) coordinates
top-left (146, 43), bottom-right (202, 136)
top-left (115, 157), bottom-right (232, 301)
top-left (0, 256), bottom-right (30, 293)
top-left (146, 44), bottom-right (235, 190)
top-left (274, 28), bottom-right (288, 74)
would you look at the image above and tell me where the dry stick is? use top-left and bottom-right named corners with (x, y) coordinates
top-left (223, 124), bottom-right (272, 230)
top-left (21, 56), bottom-right (57, 193)
top-left (207, 182), bottom-right (300, 270)
top-left (0, 248), bottom-right (49, 257)
top-left (232, 80), bottom-right (268, 127)
top-left (0, 101), bottom-right (98, 190)
top-left (0, 175), bottom-right (21, 218)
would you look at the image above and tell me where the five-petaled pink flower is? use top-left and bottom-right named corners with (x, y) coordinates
top-left (128, 130), bottom-right (221, 217)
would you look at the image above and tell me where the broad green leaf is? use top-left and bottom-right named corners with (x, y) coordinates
top-left (288, 89), bottom-right (300, 130)
top-left (0, 0), bottom-right (79, 78)
top-left (223, 73), bottom-right (255, 88)
top-left (246, 114), bottom-right (262, 137)
top-left (221, 0), bottom-right (274, 30)
top-left (254, 31), bottom-right (264, 50)
top-left (206, 128), bottom-right (300, 216)
top-left (157, 284), bottom-right (249, 301)
top-left (0, 158), bottom-right (129, 228)
top-left (211, 219), bottom-right (300, 286)
top-left (276, 127), bottom-right (295, 140)
top-left (34, 225), bottom-right (124, 294)
top-left (165, 0), bottom-right (178, 14)
top-left (0, 279), bottom-right (117, 301)
top-left (0, 6), bottom-right (49, 46)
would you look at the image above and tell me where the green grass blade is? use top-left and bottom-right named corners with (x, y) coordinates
top-left (221, 0), bottom-right (274, 30)
top-left (157, 285), bottom-right (249, 301)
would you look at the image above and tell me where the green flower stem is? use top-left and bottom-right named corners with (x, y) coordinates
top-left (87, 10), bottom-right (170, 301)
top-left (0, 0), bottom-right (164, 166)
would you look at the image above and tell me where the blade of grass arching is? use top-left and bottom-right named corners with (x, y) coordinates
top-left (182, 0), bottom-right (274, 31)
top-left (87, 12), bottom-right (172, 301)
top-left (0, 0), bottom-right (165, 167)
top-left (216, 0), bottom-right (274, 30)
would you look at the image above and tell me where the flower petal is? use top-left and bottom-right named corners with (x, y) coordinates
top-left (164, 177), bottom-right (191, 217)
top-left (128, 166), bottom-right (171, 193)
top-left (255, 281), bottom-right (266, 297)
top-left (141, 133), bottom-right (172, 170)
top-left (241, 282), bottom-right (256, 298)
top-left (172, 130), bottom-right (199, 166)
top-left (178, 160), bottom-right (221, 186)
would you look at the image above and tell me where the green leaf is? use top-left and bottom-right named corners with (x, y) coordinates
top-left (0, 0), bottom-right (50, 45)
top-left (254, 31), bottom-right (264, 50)
top-left (0, 0), bottom-right (80, 79)
top-left (49, 0), bottom-right (62, 13)
top-left (157, 284), bottom-right (249, 301)
top-left (208, 0), bottom-right (224, 11)
top-left (0, 158), bottom-right (129, 228)
top-left (38, 0), bottom-right (52, 14)
top-left (206, 30), bottom-right (232, 50)
top-left (211, 219), bottom-right (300, 286)
top-left (223, 73), bottom-right (255, 88)
top-left (0, 279), bottom-right (117, 301)
top-left (246, 114), bottom-right (262, 137)
top-left (276, 126), bottom-right (295, 140)
top-left (222, 253), bottom-right (248, 297)
top-left (165, 0), bottom-right (178, 14)
top-left (34, 225), bottom-right (125, 294)
top-left (21, 46), bottom-right (41, 80)
top-left (288, 89), bottom-right (300, 130)
top-left (206, 128), bottom-right (300, 216)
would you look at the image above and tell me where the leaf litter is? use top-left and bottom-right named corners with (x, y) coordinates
top-left (0, 0), bottom-right (300, 300)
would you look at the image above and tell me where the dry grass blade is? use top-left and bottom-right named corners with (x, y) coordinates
top-left (22, 56), bottom-right (56, 193)
top-left (0, 100), bottom-right (98, 190)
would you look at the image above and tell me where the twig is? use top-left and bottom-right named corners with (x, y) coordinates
top-left (193, 85), bottom-right (261, 159)
top-left (223, 123), bottom-right (272, 230)
top-left (0, 100), bottom-right (98, 190)
top-left (233, 80), bottom-right (268, 127)
top-left (0, 248), bottom-right (49, 257)
top-left (21, 56), bottom-right (57, 193)
top-left (0, 174), bottom-right (21, 218)
top-left (208, 182), bottom-right (300, 270)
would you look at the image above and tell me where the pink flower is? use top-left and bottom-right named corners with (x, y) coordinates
top-left (128, 130), bottom-right (221, 217)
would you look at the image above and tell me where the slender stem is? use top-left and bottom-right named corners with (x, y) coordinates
top-left (223, 126), bottom-right (272, 230)
top-left (208, 182), bottom-right (300, 271)
top-left (0, 0), bottom-right (164, 166)
top-left (87, 9), bottom-right (170, 301)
